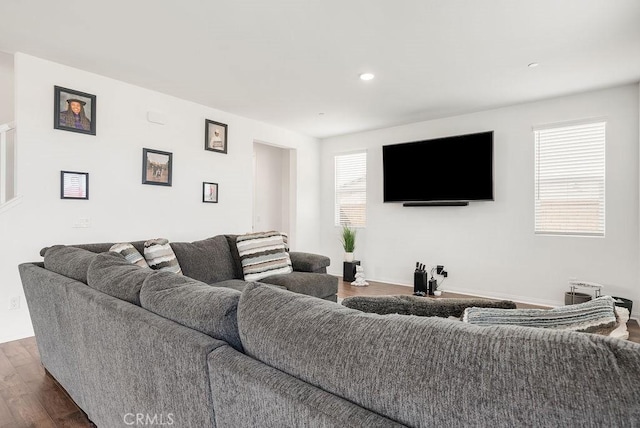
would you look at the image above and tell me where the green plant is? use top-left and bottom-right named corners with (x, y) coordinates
top-left (340, 226), bottom-right (356, 253)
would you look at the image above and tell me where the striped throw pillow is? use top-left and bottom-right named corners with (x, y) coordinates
top-left (236, 231), bottom-right (292, 282)
top-left (143, 238), bottom-right (182, 274)
top-left (462, 296), bottom-right (618, 334)
top-left (110, 243), bottom-right (150, 268)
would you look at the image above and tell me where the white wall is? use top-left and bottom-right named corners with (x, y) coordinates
top-left (0, 51), bottom-right (13, 124)
top-left (253, 142), bottom-right (290, 233)
top-left (320, 84), bottom-right (640, 312)
top-left (0, 53), bottom-right (321, 343)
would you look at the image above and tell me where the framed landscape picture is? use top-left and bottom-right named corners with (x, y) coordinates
top-left (142, 148), bottom-right (173, 186)
top-left (203, 182), bottom-right (218, 203)
top-left (54, 86), bottom-right (97, 135)
top-left (60, 171), bottom-right (89, 200)
top-left (205, 119), bottom-right (228, 154)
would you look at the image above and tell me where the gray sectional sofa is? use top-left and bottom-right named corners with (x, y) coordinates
top-left (19, 235), bottom-right (640, 427)
top-left (39, 235), bottom-right (338, 301)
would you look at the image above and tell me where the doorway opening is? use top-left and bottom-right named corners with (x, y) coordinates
top-left (252, 141), bottom-right (295, 244)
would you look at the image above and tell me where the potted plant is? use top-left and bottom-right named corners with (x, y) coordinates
top-left (340, 226), bottom-right (356, 262)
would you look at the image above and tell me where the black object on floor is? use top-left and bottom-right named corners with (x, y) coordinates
top-left (343, 260), bottom-right (360, 282)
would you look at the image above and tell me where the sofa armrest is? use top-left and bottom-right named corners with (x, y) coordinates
top-left (289, 252), bottom-right (330, 273)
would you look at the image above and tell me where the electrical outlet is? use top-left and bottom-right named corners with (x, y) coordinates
top-left (436, 265), bottom-right (444, 274)
top-left (9, 296), bottom-right (20, 310)
top-left (442, 270), bottom-right (448, 278)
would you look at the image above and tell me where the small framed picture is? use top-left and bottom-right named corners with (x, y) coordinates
top-left (142, 148), bottom-right (173, 186)
top-left (205, 119), bottom-right (228, 154)
top-left (60, 171), bottom-right (89, 200)
top-left (203, 182), bottom-right (219, 203)
top-left (54, 86), bottom-right (97, 135)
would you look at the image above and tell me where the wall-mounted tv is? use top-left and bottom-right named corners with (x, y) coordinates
top-left (382, 131), bottom-right (494, 205)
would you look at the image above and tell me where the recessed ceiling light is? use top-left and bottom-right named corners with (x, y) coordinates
top-left (528, 62), bottom-right (539, 68)
top-left (359, 73), bottom-right (375, 81)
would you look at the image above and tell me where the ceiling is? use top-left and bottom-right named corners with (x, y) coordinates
top-left (1, 0), bottom-right (639, 139)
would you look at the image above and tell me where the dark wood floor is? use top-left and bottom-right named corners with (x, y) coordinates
top-left (1, 280), bottom-right (637, 427)
top-left (0, 337), bottom-right (93, 427)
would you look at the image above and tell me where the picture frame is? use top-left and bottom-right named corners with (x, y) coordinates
top-left (54, 86), bottom-right (97, 135)
top-left (205, 119), bottom-right (228, 154)
top-left (60, 171), bottom-right (89, 200)
top-left (142, 148), bottom-right (173, 186)
top-left (203, 182), bottom-right (219, 203)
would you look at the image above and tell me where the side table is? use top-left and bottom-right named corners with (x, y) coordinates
top-left (343, 260), bottom-right (361, 282)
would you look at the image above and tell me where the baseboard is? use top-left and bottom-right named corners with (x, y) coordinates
top-left (343, 274), bottom-right (562, 308)
top-left (333, 272), bottom-right (636, 318)
top-left (438, 285), bottom-right (559, 308)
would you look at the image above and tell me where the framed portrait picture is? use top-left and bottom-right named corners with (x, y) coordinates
top-left (60, 171), bottom-right (89, 200)
top-left (203, 182), bottom-right (219, 203)
top-left (54, 86), bottom-right (97, 135)
top-left (142, 148), bottom-right (173, 186)
top-left (205, 119), bottom-right (228, 154)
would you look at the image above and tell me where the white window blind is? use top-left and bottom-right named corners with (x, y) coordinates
top-left (335, 152), bottom-right (366, 227)
top-left (534, 121), bottom-right (605, 236)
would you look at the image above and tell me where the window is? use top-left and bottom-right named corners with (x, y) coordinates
top-left (534, 120), bottom-right (605, 236)
top-left (335, 152), bottom-right (366, 227)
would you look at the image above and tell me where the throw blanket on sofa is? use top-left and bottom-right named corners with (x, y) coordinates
top-left (462, 296), bottom-right (618, 335)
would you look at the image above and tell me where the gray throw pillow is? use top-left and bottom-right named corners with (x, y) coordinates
top-left (87, 252), bottom-right (154, 305)
top-left (139, 271), bottom-right (242, 351)
top-left (169, 236), bottom-right (236, 284)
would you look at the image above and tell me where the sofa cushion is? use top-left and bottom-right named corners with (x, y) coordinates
top-left (140, 271), bottom-right (242, 351)
top-left (224, 235), bottom-right (244, 279)
top-left (342, 295), bottom-right (517, 317)
top-left (170, 236), bottom-right (236, 284)
top-left (40, 240), bottom-right (148, 257)
top-left (237, 283), bottom-right (640, 427)
top-left (86, 252), bottom-right (154, 305)
top-left (462, 295), bottom-right (618, 335)
top-left (288, 252), bottom-right (330, 273)
top-left (236, 231), bottom-right (292, 281)
top-left (143, 238), bottom-right (182, 274)
top-left (109, 243), bottom-right (149, 268)
top-left (258, 272), bottom-right (337, 299)
top-left (43, 245), bottom-right (98, 284)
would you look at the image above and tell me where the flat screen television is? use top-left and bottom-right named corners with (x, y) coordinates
top-left (382, 131), bottom-right (494, 204)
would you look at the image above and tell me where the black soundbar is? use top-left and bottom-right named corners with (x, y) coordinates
top-left (402, 201), bottom-right (469, 207)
